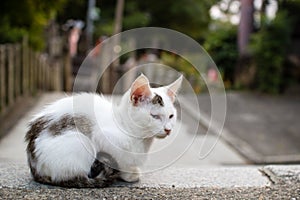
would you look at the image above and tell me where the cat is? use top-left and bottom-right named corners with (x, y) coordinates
top-left (25, 74), bottom-right (182, 188)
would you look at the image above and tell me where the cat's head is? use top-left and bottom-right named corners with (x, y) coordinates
top-left (127, 74), bottom-right (182, 139)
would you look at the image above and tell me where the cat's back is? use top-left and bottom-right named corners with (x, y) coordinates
top-left (32, 93), bottom-right (110, 121)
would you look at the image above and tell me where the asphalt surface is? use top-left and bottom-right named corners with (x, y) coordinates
top-left (183, 92), bottom-right (300, 164)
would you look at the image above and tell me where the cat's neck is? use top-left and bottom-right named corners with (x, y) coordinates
top-left (114, 91), bottom-right (154, 152)
top-left (114, 91), bottom-right (132, 131)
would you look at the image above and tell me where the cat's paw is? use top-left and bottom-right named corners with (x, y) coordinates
top-left (120, 168), bottom-right (140, 182)
top-left (120, 172), bottom-right (140, 182)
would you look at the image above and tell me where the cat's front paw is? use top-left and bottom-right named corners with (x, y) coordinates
top-left (120, 168), bottom-right (140, 182)
top-left (120, 172), bottom-right (140, 182)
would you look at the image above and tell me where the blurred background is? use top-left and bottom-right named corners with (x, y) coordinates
top-left (0, 0), bottom-right (299, 166)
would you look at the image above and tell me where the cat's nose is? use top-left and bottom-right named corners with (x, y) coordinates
top-left (164, 129), bottom-right (171, 135)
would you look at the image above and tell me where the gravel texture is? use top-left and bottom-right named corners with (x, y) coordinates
top-left (0, 163), bottom-right (270, 189)
top-left (0, 162), bottom-right (300, 199)
top-left (0, 185), bottom-right (300, 199)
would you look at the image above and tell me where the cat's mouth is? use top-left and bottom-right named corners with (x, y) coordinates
top-left (155, 133), bottom-right (168, 139)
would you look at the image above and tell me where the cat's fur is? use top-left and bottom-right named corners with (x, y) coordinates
top-left (25, 74), bottom-right (182, 188)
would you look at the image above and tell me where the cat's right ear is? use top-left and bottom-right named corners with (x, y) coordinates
top-left (166, 75), bottom-right (183, 102)
top-left (130, 74), bottom-right (152, 106)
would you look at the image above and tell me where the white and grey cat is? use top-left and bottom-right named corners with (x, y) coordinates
top-left (25, 74), bottom-right (182, 188)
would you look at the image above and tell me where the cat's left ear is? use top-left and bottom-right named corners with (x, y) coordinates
top-left (130, 74), bottom-right (152, 106)
top-left (165, 75), bottom-right (183, 102)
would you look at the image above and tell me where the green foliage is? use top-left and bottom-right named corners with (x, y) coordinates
top-left (122, 1), bottom-right (150, 29)
top-left (0, 0), bottom-right (220, 49)
top-left (56, 0), bottom-right (87, 23)
top-left (161, 52), bottom-right (205, 93)
top-left (250, 11), bottom-right (292, 94)
top-left (162, 52), bottom-right (198, 75)
top-left (140, 0), bottom-right (220, 40)
top-left (0, 19), bottom-right (27, 43)
top-left (204, 22), bottom-right (238, 85)
top-left (0, 0), bottom-right (67, 50)
top-left (92, 0), bottom-right (220, 40)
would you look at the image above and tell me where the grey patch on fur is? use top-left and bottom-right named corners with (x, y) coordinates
top-left (48, 114), bottom-right (93, 136)
top-left (25, 116), bottom-right (52, 180)
top-left (25, 116), bottom-right (51, 161)
top-left (32, 169), bottom-right (52, 185)
top-left (33, 152), bottom-right (120, 188)
top-left (34, 175), bottom-right (114, 188)
top-left (152, 94), bottom-right (164, 106)
top-left (89, 152), bottom-right (120, 180)
top-left (25, 114), bottom-right (93, 185)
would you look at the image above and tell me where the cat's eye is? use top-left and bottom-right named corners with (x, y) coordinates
top-left (151, 114), bottom-right (161, 120)
top-left (169, 114), bottom-right (174, 119)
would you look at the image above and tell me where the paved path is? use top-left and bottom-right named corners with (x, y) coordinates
top-left (183, 92), bottom-right (300, 163)
top-left (0, 92), bottom-right (245, 166)
top-left (0, 93), bottom-right (68, 162)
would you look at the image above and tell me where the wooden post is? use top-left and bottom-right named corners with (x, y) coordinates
top-left (110, 0), bottom-right (125, 93)
top-left (238, 0), bottom-right (254, 56)
top-left (28, 49), bottom-right (33, 93)
top-left (37, 54), bottom-right (41, 90)
top-left (7, 45), bottom-right (15, 105)
top-left (55, 61), bottom-right (63, 91)
top-left (45, 61), bottom-right (50, 90)
top-left (41, 56), bottom-right (46, 90)
top-left (0, 45), bottom-right (6, 113)
top-left (33, 52), bottom-right (38, 93)
top-left (49, 64), bottom-right (53, 90)
top-left (44, 57), bottom-right (48, 90)
top-left (63, 53), bottom-right (72, 91)
top-left (22, 37), bottom-right (29, 95)
top-left (99, 42), bottom-right (112, 94)
top-left (29, 50), bottom-right (35, 94)
top-left (43, 60), bottom-right (47, 90)
top-left (14, 44), bottom-right (21, 98)
top-left (235, 0), bottom-right (254, 87)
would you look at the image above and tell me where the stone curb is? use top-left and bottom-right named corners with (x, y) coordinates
top-left (261, 165), bottom-right (300, 185)
top-left (0, 163), bottom-right (270, 189)
top-left (0, 163), bottom-right (300, 199)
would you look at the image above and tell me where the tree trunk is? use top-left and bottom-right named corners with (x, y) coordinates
top-left (110, 0), bottom-right (125, 93)
top-left (238, 0), bottom-right (254, 56)
top-left (235, 0), bottom-right (255, 87)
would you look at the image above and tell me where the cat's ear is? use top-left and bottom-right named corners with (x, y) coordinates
top-left (130, 74), bottom-right (152, 106)
top-left (166, 75), bottom-right (183, 102)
